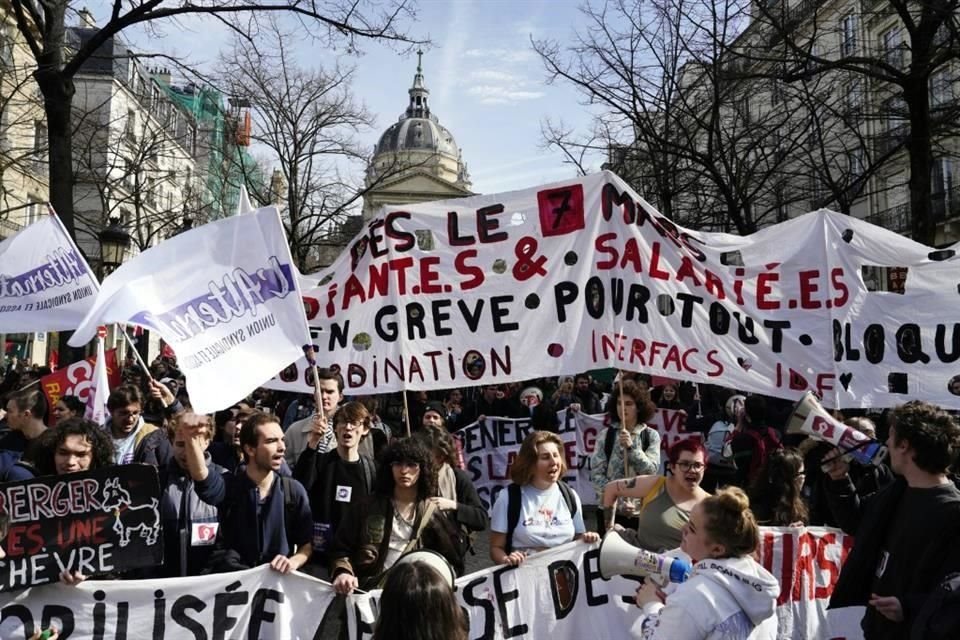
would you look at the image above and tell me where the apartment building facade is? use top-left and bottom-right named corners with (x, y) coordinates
top-left (608, 0), bottom-right (958, 244)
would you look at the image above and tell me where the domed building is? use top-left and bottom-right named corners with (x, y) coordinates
top-left (363, 52), bottom-right (473, 219)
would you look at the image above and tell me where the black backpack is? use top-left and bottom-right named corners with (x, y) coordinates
top-left (504, 481), bottom-right (578, 553)
top-left (911, 572), bottom-right (960, 640)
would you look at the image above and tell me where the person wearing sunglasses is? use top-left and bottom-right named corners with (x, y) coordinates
top-left (602, 439), bottom-right (711, 552)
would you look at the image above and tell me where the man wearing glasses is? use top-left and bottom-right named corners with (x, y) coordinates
top-left (104, 385), bottom-right (171, 466)
top-left (293, 401), bottom-right (377, 578)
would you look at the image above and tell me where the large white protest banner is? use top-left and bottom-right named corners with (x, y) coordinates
top-left (266, 170), bottom-right (960, 408)
top-left (757, 527), bottom-right (865, 640)
top-left (0, 213), bottom-right (98, 332)
top-left (460, 408), bottom-right (700, 509)
top-left (0, 565), bottom-right (336, 639)
top-left (348, 535), bottom-right (864, 640)
top-left (69, 207), bottom-right (309, 414)
top-left (0, 535), bottom-right (863, 639)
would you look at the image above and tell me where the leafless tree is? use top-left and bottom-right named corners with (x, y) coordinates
top-left (0, 27), bottom-right (47, 232)
top-left (71, 77), bottom-right (201, 256)
top-left (742, 0), bottom-right (960, 243)
top-left (8, 0), bottom-right (419, 240)
top-left (218, 19), bottom-right (431, 271)
top-left (534, 0), bottom-right (807, 234)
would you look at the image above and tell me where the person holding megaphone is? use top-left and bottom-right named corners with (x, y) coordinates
top-left (633, 487), bottom-right (780, 639)
top-left (816, 417), bottom-right (894, 531)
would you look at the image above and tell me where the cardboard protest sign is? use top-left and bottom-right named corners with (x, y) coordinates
top-left (0, 464), bottom-right (162, 591)
top-left (0, 213), bottom-right (99, 332)
top-left (265, 170), bottom-right (960, 409)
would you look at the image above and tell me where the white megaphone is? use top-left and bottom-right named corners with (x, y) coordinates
top-left (378, 549), bottom-right (455, 588)
top-left (598, 530), bottom-right (692, 585)
top-left (787, 391), bottom-right (887, 466)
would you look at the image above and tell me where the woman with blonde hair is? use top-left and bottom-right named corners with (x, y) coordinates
top-left (489, 431), bottom-right (599, 566)
top-left (634, 487), bottom-right (779, 639)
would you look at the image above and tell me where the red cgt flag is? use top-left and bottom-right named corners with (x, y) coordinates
top-left (40, 348), bottom-right (121, 424)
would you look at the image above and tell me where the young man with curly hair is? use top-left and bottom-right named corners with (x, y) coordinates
top-left (830, 401), bottom-right (960, 640)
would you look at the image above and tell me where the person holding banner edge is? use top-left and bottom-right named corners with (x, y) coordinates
top-left (489, 430), bottom-right (599, 567)
top-left (283, 368), bottom-right (342, 468)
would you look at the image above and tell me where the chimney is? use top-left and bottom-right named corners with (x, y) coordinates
top-left (78, 7), bottom-right (97, 28)
top-left (152, 67), bottom-right (171, 86)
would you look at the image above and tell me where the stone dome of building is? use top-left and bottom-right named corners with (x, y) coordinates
top-left (366, 52), bottom-right (471, 192)
top-left (376, 117), bottom-right (459, 158)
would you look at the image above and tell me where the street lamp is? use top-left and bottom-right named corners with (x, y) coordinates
top-left (98, 217), bottom-right (131, 276)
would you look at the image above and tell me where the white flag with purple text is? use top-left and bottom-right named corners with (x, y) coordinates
top-left (0, 213), bottom-right (99, 332)
top-left (70, 207), bottom-right (309, 414)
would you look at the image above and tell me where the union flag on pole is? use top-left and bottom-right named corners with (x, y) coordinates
top-left (40, 347), bottom-right (120, 424)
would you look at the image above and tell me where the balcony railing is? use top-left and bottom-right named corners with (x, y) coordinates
top-left (865, 202), bottom-right (911, 233)
top-left (865, 187), bottom-right (960, 234)
top-left (767, 0), bottom-right (829, 45)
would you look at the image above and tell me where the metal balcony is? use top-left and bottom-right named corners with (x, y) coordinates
top-left (865, 187), bottom-right (959, 234)
top-left (865, 202), bottom-right (910, 233)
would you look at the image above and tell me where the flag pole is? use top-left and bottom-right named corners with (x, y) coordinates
top-left (403, 391), bottom-right (411, 437)
top-left (619, 368), bottom-right (630, 479)
top-left (13, 378), bottom-right (41, 392)
top-left (119, 324), bottom-right (154, 381)
top-left (301, 345), bottom-right (325, 422)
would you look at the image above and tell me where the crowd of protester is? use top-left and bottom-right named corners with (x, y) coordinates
top-left (2, 352), bottom-right (960, 640)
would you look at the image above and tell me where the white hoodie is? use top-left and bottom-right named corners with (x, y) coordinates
top-left (639, 556), bottom-right (780, 640)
